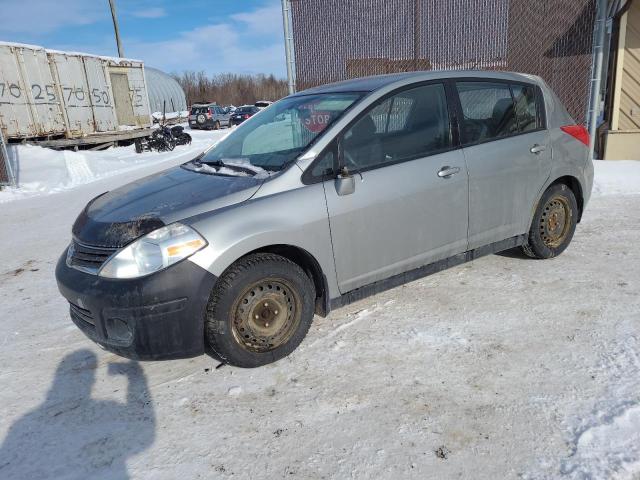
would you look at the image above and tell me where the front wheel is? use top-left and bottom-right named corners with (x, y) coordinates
top-left (522, 183), bottom-right (578, 259)
top-left (205, 253), bottom-right (315, 368)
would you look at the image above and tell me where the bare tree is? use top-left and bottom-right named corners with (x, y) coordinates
top-left (172, 71), bottom-right (288, 107)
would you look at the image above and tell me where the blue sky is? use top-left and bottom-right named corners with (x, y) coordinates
top-left (0, 0), bottom-right (286, 77)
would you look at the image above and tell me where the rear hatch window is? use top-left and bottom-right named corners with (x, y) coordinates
top-left (191, 106), bottom-right (211, 115)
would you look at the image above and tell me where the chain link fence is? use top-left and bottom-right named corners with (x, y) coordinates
top-left (290, 0), bottom-right (596, 123)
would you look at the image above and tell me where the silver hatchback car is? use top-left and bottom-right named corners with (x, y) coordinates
top-left (56, 71), bottom-right (593, 367)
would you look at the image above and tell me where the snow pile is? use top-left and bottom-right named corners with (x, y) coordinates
top-left (558, 320), bottom-right (640, 479)
top-left (0, 126), bottom-right (228, 203)
top-left (151, 111), bottom-right (190, 122)
top-left (593, 160), bottom-right (640, 197)
top-left (562, 404), bottom-right (640, 478)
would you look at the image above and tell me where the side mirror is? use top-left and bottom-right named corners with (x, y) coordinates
top-left (335, 167), bottom-right (355, 196)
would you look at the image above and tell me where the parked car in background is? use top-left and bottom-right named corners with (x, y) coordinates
top-left (189, 104), bottom-right (231, 130)
top-left (230, 105), bottom-right (261, 126)
top-left (56, 70), bottom-right (593, 368)
top-left (255, 100), bottom-right (273, 110)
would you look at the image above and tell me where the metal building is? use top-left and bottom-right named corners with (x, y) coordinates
top-left (144, 67), bottom-right (187, 114)
top-left (290, 0), bottom-right (597, 124)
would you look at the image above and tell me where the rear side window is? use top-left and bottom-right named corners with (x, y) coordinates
top-left (456, 82), bottom-right (517, 144)
top-left (511, 84), bottom-right (539, 132)
top-left (342, 83), bottom-right (451, 171)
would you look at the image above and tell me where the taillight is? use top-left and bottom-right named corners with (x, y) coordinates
top-left (560, 125), bottom-right (589, 146)
top-left (243, 114), bottom-right (250, 119)
top-left (207, 108), bottom-right (213, 118)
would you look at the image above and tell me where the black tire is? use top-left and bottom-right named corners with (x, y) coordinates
top-left (214, 120), bottom-right (221, 130)
top-left (205, 253), bottom-right (315, 368)
top-left (522, 183), bottom-right (578, 259)
top-left (134, 138), bottom-right (143, 154)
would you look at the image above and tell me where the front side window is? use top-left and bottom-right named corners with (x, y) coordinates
top-left (457, 82), bottom-right (517, 144)
top-left (342, 83), bottom-right (451, 171)
top-left (200, 92), bottom-right (362, 171)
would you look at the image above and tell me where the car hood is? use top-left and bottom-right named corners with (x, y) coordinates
top-left (72, 165), bottom-right (264, 247)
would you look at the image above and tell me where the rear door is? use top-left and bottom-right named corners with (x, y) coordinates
top-left (454, 80), bottom-right (551, 249)
top-left (320, 82), bottom-right (469, 293)
top-left (109, 72), bottom-right (136, 126)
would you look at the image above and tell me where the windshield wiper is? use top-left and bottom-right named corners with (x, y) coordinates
top-left (193, 157), bottom-right (267, 177)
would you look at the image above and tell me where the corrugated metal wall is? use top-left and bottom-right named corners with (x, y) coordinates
top-left (145, 67), bottom-right (187, 114)
top-left (290, 0), bottom-right (596, 122)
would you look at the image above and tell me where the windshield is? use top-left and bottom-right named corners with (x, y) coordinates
top-left (200, 92), bottom-right (363, 171)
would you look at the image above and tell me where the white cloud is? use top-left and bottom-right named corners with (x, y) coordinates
top-left (0, 1), bottom-right (286, 77)
top-left (231, 4), bottom-right (284, 35)
top-left (130, 7), bottom-right (167, 19)
top-left (124, 3), bottom-right (286, 76)
top-left (0, 0), bottom-right (102, 34)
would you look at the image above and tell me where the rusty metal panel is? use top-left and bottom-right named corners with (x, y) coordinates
top-left (83, 56), bottom-right (118, 132)
top-left (125, 63), bottom-right (152, 127)
top-left (0, 43), bottom-right (40, 138)
top-left (290, 0), bottom-right (596, 123)
top-left (14, 45), bottom-right (66, 137)
top-left (106, 61), bottom-right (152, 128)
top-left (48, 51), bottom-right (95, 136)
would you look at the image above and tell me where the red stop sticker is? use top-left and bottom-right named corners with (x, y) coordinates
top-left (301, 103), bottom-right (331, 133)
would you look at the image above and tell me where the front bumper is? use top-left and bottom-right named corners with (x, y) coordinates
top-left (55, 249), bottom-right (217, 360)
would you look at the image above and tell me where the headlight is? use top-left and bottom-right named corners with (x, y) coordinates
top-left (99, 223), bottom-right (207, 279)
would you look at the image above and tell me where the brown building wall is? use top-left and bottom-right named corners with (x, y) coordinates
top-left (291, 0), bottom-right (596, 123)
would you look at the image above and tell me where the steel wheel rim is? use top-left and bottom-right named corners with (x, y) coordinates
top-left (231, 278), bottom-right (301, 353)
top-left (539, 195), bottom-right (571, 248)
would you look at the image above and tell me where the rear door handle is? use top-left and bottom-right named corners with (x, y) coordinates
top-left (530, 144), bottom-right (547, 154)
top-left (437, 166), bottom-right (461, 178)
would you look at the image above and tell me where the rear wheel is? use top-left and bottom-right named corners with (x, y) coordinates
top-left (522, 183), bottom-right (578, 259)
top-left (214, 120), bottom-right (221, 130)
top-left (205, 253), bottom-right (315, 368)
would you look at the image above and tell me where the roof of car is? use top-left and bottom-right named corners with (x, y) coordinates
top-left (293, 70), bottom-right (541, 96)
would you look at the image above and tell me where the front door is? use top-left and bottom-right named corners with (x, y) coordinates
top-left (454, 80), bottom-right (552, 249)
top-left (322, 83), bottom-right (469, 294)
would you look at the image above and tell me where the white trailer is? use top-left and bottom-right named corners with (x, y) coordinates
top-left (0, 42), bottom-right (152, 146)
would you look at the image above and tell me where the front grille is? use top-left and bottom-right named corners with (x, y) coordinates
top-left (69, 302), bottom-right (95, 327)
top-left (68, 241), bottom-right (117, 274)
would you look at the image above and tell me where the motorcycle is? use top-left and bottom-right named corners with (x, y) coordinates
top-left (135, 124), bottom-right (191, 153)
top-left (170, 125), bottom-right (192, 146)
top-left (135, 100), bottom-right (192, 153)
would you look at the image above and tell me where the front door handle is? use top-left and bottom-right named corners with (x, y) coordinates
top-left (530, 144), bottom-right (547, 154)
top-left (437, 166), bottom-right (461, 178)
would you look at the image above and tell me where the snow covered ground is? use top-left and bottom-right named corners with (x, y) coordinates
top-left (0, 145), bottom-right (639, 479)
top-left (0, 126), bottom-right (228, 203)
